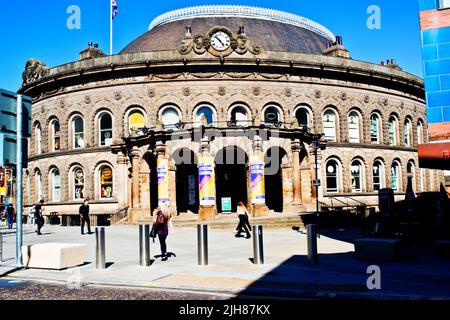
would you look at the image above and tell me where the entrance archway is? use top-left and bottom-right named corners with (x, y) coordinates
top-left (173, 148), bottom-right (199, 214)
top-left (264, 147), bottom-right (287, 213)
top-left (142, 152), bottom-right (158, 213)
top-left (215, 146), bottom-right (248, 212)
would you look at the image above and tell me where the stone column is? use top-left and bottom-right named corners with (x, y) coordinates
top-left (116, 152), bottom-right (129, 208)
top-left (250, 135), bottom-right (269, 217)
top-left (130, 147), bottom-right (141, 209)
top-left (198, 137), bottom-right (218, 221)
top-left (291, 139), bottom-right (303, 204)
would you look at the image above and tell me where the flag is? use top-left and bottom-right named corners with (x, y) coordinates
top-left (112, 0), bottom-right (119, 20)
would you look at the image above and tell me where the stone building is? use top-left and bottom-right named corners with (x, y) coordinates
top-left (19, 5), bottom-right (441, 223)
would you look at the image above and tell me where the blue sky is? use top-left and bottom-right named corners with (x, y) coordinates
top-left (0, 0), bottom-right (423, 92)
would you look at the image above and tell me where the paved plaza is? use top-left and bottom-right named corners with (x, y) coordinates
top-left (1, 224), bottom-right (450, 300)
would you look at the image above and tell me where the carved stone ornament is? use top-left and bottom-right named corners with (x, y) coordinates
top-left (178, 26), bottom-right (262, 58)
top-left (148, 88), bottom-right (156, 98)
top-left (252, 87), bottom-right (261, 96)
top-left (383, 98), bottom-right (388, 106)
top-left (315, 90), bottom-right (322, 99)
top-left (284, 88), bottom-right (292, 97)
top-left (341, 92), bottom-right (348, 101)
top-left (114, 91), bottom-right (122, 101)
top-left (22, 59), bottom-right (50, 86)
top-left (58, 100), bottom-right (65, 109)
top-left (218, 87), bottom-right (226, 96)
top-left (364, 95), bottom-right (370, 103)
top-left (400, 102), bottom-right (405, 109)
top-left (84, 96), bottom-right (91, 104)
top-left (183, 87), bottom-right (191, 97)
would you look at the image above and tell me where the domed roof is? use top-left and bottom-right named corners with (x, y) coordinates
top-left (121, 5), bottom-right (336, 55)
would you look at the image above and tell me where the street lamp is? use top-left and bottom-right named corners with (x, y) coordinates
top-left (310, 134), bottom-right (327, 238)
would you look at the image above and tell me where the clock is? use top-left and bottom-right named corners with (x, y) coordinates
top-left (210, 31), bottom-right (231, 51)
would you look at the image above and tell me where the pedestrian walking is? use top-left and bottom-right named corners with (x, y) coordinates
top-left (235, 201), bottom-right (252, 239)
top-left (153, 203), bottom-right (172, 261)
top-left (6, 204), bottom-right (15, 230)
top-left (79, 199), bottom-right (92, 235)
top-left (35, 200), bottom-right (45, 235)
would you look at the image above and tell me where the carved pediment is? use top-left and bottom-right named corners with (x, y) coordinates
top-left (22, 59), bottom-right (49, 86)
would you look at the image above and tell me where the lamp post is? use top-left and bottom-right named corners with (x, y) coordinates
top-left (310, 134), bottom-right (326, 238)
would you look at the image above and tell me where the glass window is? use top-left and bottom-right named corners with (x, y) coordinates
top-left (407, 162), bottom-right (415, 190)
top-left (35, 171), bottom-right (43, 202)
top-left (348, 111), bottom-right (360, 143)
top-left (231, 107), bottom-right (248, 126)
top-left (74, 168), bottom-right (85, 200)
top-left (370, 114), bottom-right (381, 143)
top-left (404, 119), bottom-right (412, 147)
top-left (351, 161), bottom-right (363, 192)
top-left (389, 117), bottom-right (397, 146)
top-left (373, 161), bottom-right (383, 191)
top-left (52, 169), bottom-right (61, 202)
top-left (439, 0), bottom-right (450, 9)
top-left (162, 107), bottom-right (181, 130)
top-left (35, 124), bottom-right (42, 154)
top-left (296, 108), bottom-right (310, 127)
top-left (391, 163), bottom-right (400, 192)
top-left (417, 121), bottom-right (424, 145)
top-left (100, 166), bottom-right (113, 199)
top-left (264, 106), bottom-right (280, 125)
top-left (99, 113), bottom-right (113, 146)
top-left (73, 117), bottom-right (84, 149)
top-left (323, 110), bottom-right (337, 142)
top-left (326, 160), bottom-right (339, 193)
top-left (128, 110), bottom-right (145, 133)
top-left (195, 106), bottom-right (214, 127)
top-left (51, 120), bottom-right (61, 152)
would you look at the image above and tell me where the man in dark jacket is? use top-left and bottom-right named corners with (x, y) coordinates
top-left (79, 199), bottom-right (92, 235)
top-left (35, 200), bottom-right (45, 235)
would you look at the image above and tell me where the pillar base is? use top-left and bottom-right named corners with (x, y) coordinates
top-left (129, 208), bottom-right (150, 224)
top-left (199, 206), bottom-right (218, 221)
top-left (251, 204), bottom-right (270, 217)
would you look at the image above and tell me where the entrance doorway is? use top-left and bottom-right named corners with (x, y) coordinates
top-left (264, 147), bottom-right (287, 213)
top-left (173, 148), bottom-right (199, 214)
top-left (215, 147), bottom-right (248, 212)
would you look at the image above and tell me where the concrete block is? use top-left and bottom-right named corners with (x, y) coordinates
top-left (354, 238), bottom-right (402, 261)
top-left (22, 243), bottom-right (86, 270)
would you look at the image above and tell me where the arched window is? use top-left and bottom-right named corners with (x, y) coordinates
top-left (160, 107), bottom-right (181, 130)
top-left (295, 108), bottom-right (311, 127)
top-left (373, 161), bottom-right (384, 191)
top-left (100, 166), bottom-right (113, 199)
top-left (50, 120), bottom-right (61, 152)
top-left (391, 162), bottom-right (401, 192)
top-left (35, 124), bottom-right (42, 155)
top-left (404, 119), bottom-right (413, 147)
top-left (72, 116), bottom-right (84, 149)
top-left (326, 159), bottom-right (340, 193)
top-left (73, 167), bottom-right (85, 200)
top-left (264, 106), bottom-right (281, 125)
top-left (388, 116), bottom-right (398, 146)
top-left (348, 111), bottom-right (361, 143)
top-left (99, 113), bottom-right (113, 146)
top-left (230, 106), bottom-right (248, 126)
top-left (323, 109), bottom-right (337, 142)
top-left (417, 120), bottom-right (424, 145)
top-left (50, 168), bottom-right (61, 202)
top-left (128, 109), bottom-right (146, 134)
top-left (195, 106), bottom-right (215, 127)
top-left (370, 113), bottom-right (381, 144)
top-left (407, 161), bottom-right (415, 190)
top-left (351, 160), bottom-right (363, 192)
top-left (35, 170), bottom-right (43, 202)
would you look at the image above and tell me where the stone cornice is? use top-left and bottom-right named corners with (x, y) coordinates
top-left (29, 146), bottom-right (113, 162)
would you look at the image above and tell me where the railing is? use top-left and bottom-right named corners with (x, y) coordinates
top-left (323, 196), bottom-right (371, 212)
top-left (110, 207), bottom-right (129, 225)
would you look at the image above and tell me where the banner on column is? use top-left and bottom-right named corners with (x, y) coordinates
top-left (157, 158), bottom-right (170, 205)
top-left (198, 156), bottom-right (216, 206)
top-left (250, 155), bottom-right (266, 205)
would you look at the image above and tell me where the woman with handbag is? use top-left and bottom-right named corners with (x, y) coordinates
top-left (153, 203), bottom-right (172, 261)
top-left (235, 201), bottom-right (252, 239)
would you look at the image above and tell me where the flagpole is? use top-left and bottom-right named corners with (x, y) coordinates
top-left (110, 0), bottom-right (113, 55)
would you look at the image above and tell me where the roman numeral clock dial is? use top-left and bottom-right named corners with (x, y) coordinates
top-left (211, 31), bottom-right (231, 51)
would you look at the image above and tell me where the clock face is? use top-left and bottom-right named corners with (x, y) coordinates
top-left (210, 31), bottom-right (231, 51)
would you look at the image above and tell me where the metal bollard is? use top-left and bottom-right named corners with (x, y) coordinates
top-left (139, 224), bottom-right (151, 267)
top-left (307, 224), bottom-right (319, 264)
top-left (197, 224), bottom-right (208, 266)
top-left (95, 227), bottom-right (106, 270)
top-left (253, 225), bottom-right (264, 265)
